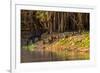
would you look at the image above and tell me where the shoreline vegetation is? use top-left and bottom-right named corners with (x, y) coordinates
top-left (22, 32), bottom-right (89, 62)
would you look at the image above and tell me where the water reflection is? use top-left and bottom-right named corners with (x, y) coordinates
top-left (21, 47), bottom-right (89, 63)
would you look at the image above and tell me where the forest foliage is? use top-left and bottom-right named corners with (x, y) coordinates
top-left (21, 10), bottom-right (89, 33)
